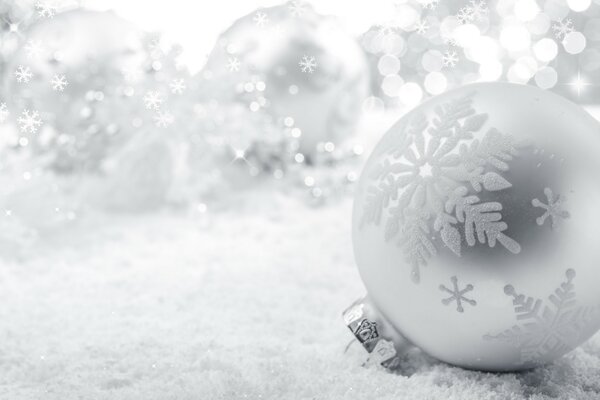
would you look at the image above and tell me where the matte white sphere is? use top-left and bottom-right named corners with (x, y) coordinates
top-left (352, 82), bottom-right (600, 371)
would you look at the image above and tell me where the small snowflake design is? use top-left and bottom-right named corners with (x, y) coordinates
top-left (50, 74), bottom-right (68, 91)
top-left (154, 111), bottom-right (174, 128)
top-left (420, 0), bottom-right (440, 10)
top-left (289, 0), bottom-right (306, 17)
top-left (0, 103), bottom-right (9, 123)
top-left (415, 20), bottom-right (429, 35)
top-left (35, 1), bottom-right (57, 18)
top-left (552, 19), bottom-right (574, 40)
top-left (17, 109), bottom-right (42, 133)
top-left (443, 50), bottom-right (459, 68)
top-left (15, 65), bottom-right (33, 83)
top-left (360, 93), bottom-right (524, 283)
top-left (299, 55), bottom-right (317, 73)
top-left (226, 57), bottom-right (241, 72)
top-left (24, 40), bottom-right (44, 58)
top-left (484, 269), bottom-right (597, 364)
top-left (169, 79), bottom-right (186, 94)
top-left (468, 0), bottom-right (489, 21)
top-left (253, 11), bottom-right (269, 27)
top-left (143, 91), bottom-right (163, 110)
top-left (456, 7), bottom-right (474, 24)
top-left (440, 276), bottom-right (476, 312)
top-left (532, 187), bottom-right (570, 229)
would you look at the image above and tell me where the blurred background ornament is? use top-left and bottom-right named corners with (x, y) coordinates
top-left (200, 1), bottom-right (370, 158)
top-left (349, 82), bottom-right (600, 371)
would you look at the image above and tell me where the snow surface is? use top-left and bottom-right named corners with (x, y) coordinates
top-left (1, 193), bottom-right (600, 400)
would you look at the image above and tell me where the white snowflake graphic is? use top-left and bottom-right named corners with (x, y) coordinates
top-left (122, 67), bottom-right (142, 83)
top-left (154, 110), bottom-right (174, 128)
top-left (377, 24), bottom-right (396, 37)
top-left (15, 65), bottom-right (33, 83)
top-left (17, 109), bottom-right (42, 133)
top-left (419, 0), bottom-right (440, 10)
top-left (289, 0), bottom-right (306, 17)
top-left (143, 91), bottom-right (163, 110)
top-left (552, 19), bottom-right (574, 40)
top-left (440, 276), bottom-right (476, 312)
top-left (0, 103), bottom-right (9, 123)
top-left (484, 269), bottom-right (597, 364)
top-left (253, 11), bottom-right (269, 27)
top-left (35, 1), bottom-right (57, 18)
top-left (226, 57), bottom-right (241, 72)
top-left (532, 187), bottom-right (570, 229)
top-left (468, 0), bottom-right (489, 21)
top-left (360, 93), bottom-right (524, 282)
top-left (169, 79), bottom-right (186, 94)
top-left (457, 7), bottom-right (474, 24)
top-left (443, 50), bottom-right (459, 68)
top-left (50, 74), bottom-right (68, 91)
top-left (415, 20), bottom-right (429, 35)
top-left (24, 40), bottom-right (44, 58)
top-left (299, 55), bottom-right (317, 73)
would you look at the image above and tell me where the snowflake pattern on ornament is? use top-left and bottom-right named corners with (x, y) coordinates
top-left (50, 74), bottom-right (68, 91)
top-left (440, 276), bottom-right (476, 312)
top-left (17, 110), bottom-right (42, 133)
top-left (15, 65), bottom-right (33, 83)
top-left (35, 1), bottom-right (57, 18)
top-left (360, 93), bottom-right (524, 282)
top-left (552, 19), bottom-right (574, 40)
top-left (143, 91), bottom-right (164, 110)
top-left (299, 55), bottom-right (317, 73)
top-left (532, 187), bottom-right (570, 229)
top-left (484, 269), bottom-right (597, 364)
top-left (253, 11), bottom-right (269, 27)
top-left (0, 103), bottom-right (9, 123)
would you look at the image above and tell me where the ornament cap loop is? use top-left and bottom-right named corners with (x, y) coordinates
top-left (342, 296), bottom-right (413, 368)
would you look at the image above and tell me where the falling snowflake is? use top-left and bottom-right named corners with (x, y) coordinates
top-left (50, 74), bottom-right (68, 91)
top-left (0, 103), bottom-right (9, 123)
top-left (169, 79), bottom-right (186, 94)
top-left (24, 40), bottom-right (44, 58)
top-left (440, 276), bottom-right (476, 312)
top-left (360, 93), bottom-right (524, 282)
top-left (17, 109), bottom-right (42, 133)
top-left (552, 19), bottom-right (574, 40)
top-left (253, 11), bottom-right (269, 27)
top-left (456, 7), bottom-right (474, 24)
top-left (143, 91), bottom-right (163, 110)
top-left (226, 57), bottom-right (241, 72)
top-left (122, 67), bottom-right (142, 83)
top-left (299, 55), bottom-right (317, 73)
top-left (420, 0), bottom-right (440, 10)
top-left (377, 23), bottom-right (397, 37)
top-left (415, 20), bottom-right (429, 35)
top-left (35, 1), bottom-right (57, 18)
top-left (154, 110), bottom-right (174, 128)
top-left (15, 65), bottom-right (33, 83)
top-left (289, 0), bottom-right (306, 17)
top-left (443, 50), bottom-right (459, 68)
top-left (484, 269), bottom-right (597, 364)
top-left (468, 0), bottom-right (489, 21)
top-left (532, 187), bottom-right (570, 229)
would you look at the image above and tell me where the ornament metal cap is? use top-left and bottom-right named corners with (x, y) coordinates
top-left (343, 296), bottom-right (413, 368)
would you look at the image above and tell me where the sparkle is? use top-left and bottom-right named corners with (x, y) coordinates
top-left (567, 70), bottom-right (592, 97)
top-left (5, 209), bottom-right (12, 217)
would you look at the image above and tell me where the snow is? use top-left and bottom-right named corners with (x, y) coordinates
top-left (1, 192), bottom-right (599, 399)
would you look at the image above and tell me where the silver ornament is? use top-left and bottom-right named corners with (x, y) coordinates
top-left (349, 82), bottom-right (600, 371)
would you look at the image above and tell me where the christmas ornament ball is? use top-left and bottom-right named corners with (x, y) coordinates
top-left (349, 82), bottom-right (600, 371)
top-left (201, 2), bottom-right (369, 156)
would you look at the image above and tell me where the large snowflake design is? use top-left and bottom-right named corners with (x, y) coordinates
top-left (50, 74), bottom-right (68, 91)
top-left (532, 187), bottom-right (570, 229)
top-left (360, 93), bottom-right (524, 282)
top-left (440, 276), bottom-right (476, 312)
top-left (15, 65), bottom-right (33, 83)
top-left (552, 19), bottom-right (574, 40)
top-left (483, 269), bottom-right (597, 364)
top-left (299, 55), bottom-right (317, 73)
top-left (17, 109), bottom-right (42, 133)
top-left (0, 103), bottom-right (9, 123)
